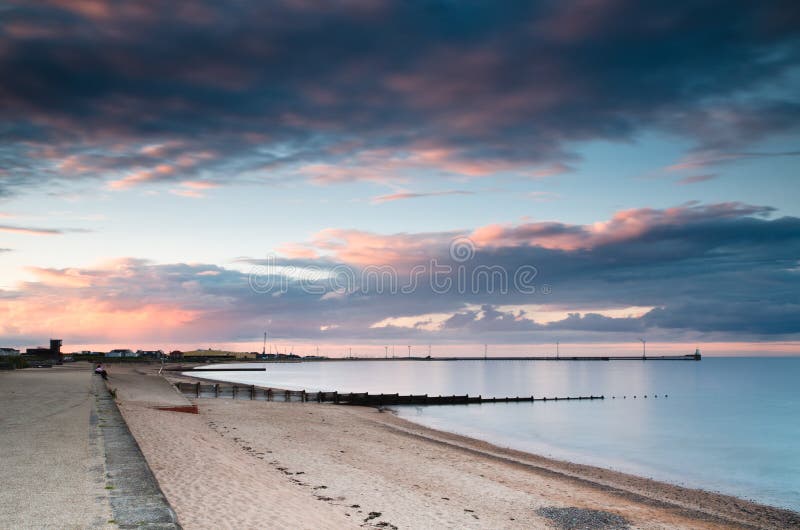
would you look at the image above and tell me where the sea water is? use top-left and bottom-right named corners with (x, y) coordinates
top-left (192, 357), bottom-right (800, 511)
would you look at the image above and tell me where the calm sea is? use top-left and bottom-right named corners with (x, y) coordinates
top-left (192, 357), bottom-right (800, 512)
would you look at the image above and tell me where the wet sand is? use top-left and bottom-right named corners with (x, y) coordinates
top-left (110, 367), bottom-right (800, 529)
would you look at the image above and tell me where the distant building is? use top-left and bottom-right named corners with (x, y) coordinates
top-left (25, 339), bottom-right (62, 359)
top-left (182, 349), bottom-right (254, 360)
top-left (169, 350), bottom-right (184, 360)
top-left (106, 349), bottom-right (137, 358)
top-left (136, 350), bottom-right (164, 359)
top-left (0, 347), bottom-right (20, 356)
top-left (256, 352), bottom-right (300, 360)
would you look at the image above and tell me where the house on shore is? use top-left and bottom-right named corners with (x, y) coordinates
top-left (181, 349), bottom-right (256, 361)
top-left (106, 349), bottom-right (138, 358)
top-left (136, 350), bottom-right (165, 359)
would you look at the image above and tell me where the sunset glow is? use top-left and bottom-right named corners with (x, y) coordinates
top-left (1, 0), bottom-right (798, 355)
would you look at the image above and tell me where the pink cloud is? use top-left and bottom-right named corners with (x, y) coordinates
top-left (110, 164), bottom-right (175, 189)
top-left (169, 189), bottom-right (204, 199)
top-left (678, 174), bottom-right (718, 185)
top-left (300, 145), bottom-right (548, 186)
top-left (0, 224), bottom-right (64, 236)
top-left (533, 0), bottom-right (624, 43)
top-left (309, 228), bottom-right (457, 266)
top-left (276, 243), bottom-right (320, 260)
top-left (285, 202), bottom-right (774, 263)
top-left (371, 190), bottom-right (473, 204)
top-left (666, 152), bottom-right (741, 171)
top-left (0, 297), bottom-right (200, 344)
top-left (666, 150), bottom-right (800, 172)
top-left (168, 180), bottom-right (220, 198)
top-left (180, 181), bottom-right (219, 190)
top-left (472, 202), bottom-right (771, 250)
top-left (46, 0), bottom-right (112, 20)
top-left (2, 258), bottom-right (205, 343)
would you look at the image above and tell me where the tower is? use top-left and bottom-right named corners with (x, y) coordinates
top-left (49, 339), bottom-right (62, 358)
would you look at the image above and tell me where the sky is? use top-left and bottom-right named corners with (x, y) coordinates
top-left (1, 0), bottom-right (799, 355)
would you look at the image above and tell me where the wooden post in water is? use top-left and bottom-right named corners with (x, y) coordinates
top-left (195, 382), bottom-right (200, 398)
top-left (233, 385), bottom-right (238, 399)
top-left (250, 385), bottom-right (255, 400)
top-left (215, 384), bottom-right (219, 397)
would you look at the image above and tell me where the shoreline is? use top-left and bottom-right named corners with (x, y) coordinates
top-left (113, 366), bottom-right (799, 528)
top-left (175, 368), bottom-right (798, 515)
top-left (368, 408), bottom-right (799, 528)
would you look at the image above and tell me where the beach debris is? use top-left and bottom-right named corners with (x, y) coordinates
top-left (536, 506), bottom-right (630, 530)
top-left (364, 511), bottom-right (382, 522)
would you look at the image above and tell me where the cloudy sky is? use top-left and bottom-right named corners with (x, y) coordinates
top-left (1, 0), bottom-right (799, 355)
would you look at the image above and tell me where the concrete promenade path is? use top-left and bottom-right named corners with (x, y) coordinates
top-left (0, 363), bottom-right (179, 529)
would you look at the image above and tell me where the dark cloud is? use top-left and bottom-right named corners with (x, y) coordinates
top-left (1, 0), bottom-right (799, 195)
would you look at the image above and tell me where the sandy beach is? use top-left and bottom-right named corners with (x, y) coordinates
top-left (108, 366), bottom-right (799, 529)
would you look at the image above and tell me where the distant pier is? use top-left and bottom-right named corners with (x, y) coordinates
top-left (315, 349), bottom-right (702, 362)
top-left (417, 353), bottom-right (701, 362)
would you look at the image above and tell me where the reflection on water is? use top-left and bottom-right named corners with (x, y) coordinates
top-left (194, 357), bottom-right (800, 511)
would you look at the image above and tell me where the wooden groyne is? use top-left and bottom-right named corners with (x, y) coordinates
top-left (174, 382), bottom-right (603, 406)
